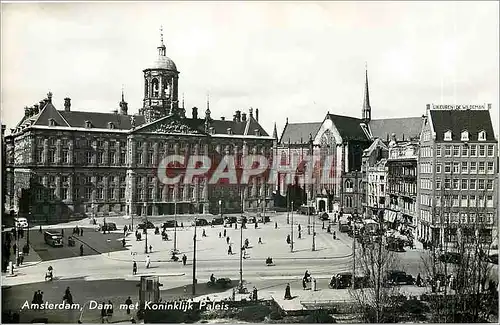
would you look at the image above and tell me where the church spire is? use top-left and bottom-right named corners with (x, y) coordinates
top-left (119, 86), bottom-right (128, 115)
top-left (272, 122), bottom-right (278, 140)
top-left (206, 92), bottom-right (210, 112)
top-left (362, 63), bottom-right (371, 122)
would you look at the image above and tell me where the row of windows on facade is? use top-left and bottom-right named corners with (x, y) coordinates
top-left (387, 166), bottom-right (417, 177)
top-left (422, 130), bottom-right (488, 142)
top-left (421, 178), bottom-right (495, 191)
top-left (420, 193), bottom-right (495, 208)
top-left (368, 174), bottom-right (385, 182)
top-left (367, 184), bottom-right (385, 195)
top-left (420, 161), bottom-right (495, 174)
top-left (429, 144), bottom-right (495, 158)
top-left (34, 185), bottom-right (265, 202)
top-left (420, 210), bottom-right (495, 225)
top-left (36, 137), bottom-right (271, 153)
top-left (388, 182), bottom-right (417, 195)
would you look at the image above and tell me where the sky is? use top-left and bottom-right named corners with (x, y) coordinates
top-left (1, 1), bottom-right (499, 137)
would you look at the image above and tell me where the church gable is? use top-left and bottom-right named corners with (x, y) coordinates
top-left (131, 115), bottom-right (206, 135)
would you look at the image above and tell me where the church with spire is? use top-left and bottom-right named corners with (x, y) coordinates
top-left (4, 29), bottom-right (273, 222)
top-left (274, 66), bottom-right (422, 215)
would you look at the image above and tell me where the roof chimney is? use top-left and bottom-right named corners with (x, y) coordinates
top-left (249, 108), bottom-right (253, 119)
top-left (39, 101), bottom-right (45, 110)
top-left (47, 92), bottom-right (53, 103)
top-left (227, 127), bottom-right (232, 135)
top-left (220, 117), bottom-right (225, 121)
top-left (235, 110), bottom-right (241, 122)
top-left (241, 113), bottom-right (247, 122)
top-left (426, 104), bottom-right (430, 110)
top-left (112, 109), bottom-right (118, 114)
top-left (254, 129), bottom-right (260, 136)
top-left (64, 98), bottom-right (71, 112)
top-left (33, 105), bottom-right (39, 115)
top-left (256, 108), bottom-right (259, 122)
top-left (192, 107), bottom-right (198, 119)
top-left (24, 107), bottom-right (30, 117)
top-left (488, 103), bottom-right (492, 110)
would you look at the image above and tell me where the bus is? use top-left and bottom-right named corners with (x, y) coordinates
top-left (44, 231), bottom-right (63, 247)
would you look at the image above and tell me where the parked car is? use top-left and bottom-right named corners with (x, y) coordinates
top-left (487, 253), bottom-right (498, 265)
top-left (258, 215), bottom-right (270, 223)
top-left (193, 219), bottom-right (209, 226)
top-left (162, 220), bottom-right (179, 228)
top-left (210, 217), bottom-right (224, 226)
top-left (439, 252), bottom-right (461, 264)
top-left (14, 217), bottom-right (29, 229)
top-left (101, 222), bottom-right (117, 231)
top-left (329, 272), bottom-right (352, 289)
top-left (137, 221), bottom-right (155, 229)
top-left (385, 270), bottom-right (414, 285)
top-left (319, 212), bottom-right (330, 221)
top-left (207, 277), bottom-right (232, 289)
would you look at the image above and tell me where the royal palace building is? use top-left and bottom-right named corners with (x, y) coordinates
top-left (4, 36), bottom-right (273, 223)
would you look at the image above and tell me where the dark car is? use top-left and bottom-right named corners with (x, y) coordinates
top-left (101, 222), bottom-right (117, 231)
top-left (137, 221), bottom-right (155, 230)
top-left (210, 217), bottom-right (224, 226)
top-left (224, 216), bottom-right (237, 226)
top-left (439, 252), bottom-right (461, 264)
top-left (487, 253), bottom-right (498, 265)
top-left (194, 219), bottom-right (209, 226)
top-left (162, 220), bottom-right (179, 228)
top-left (319, 212), bottom-right (330, 221)
top-left (258, 215), bottom-right (270, 223)
top-left (208, 277), bottom-right (232, 289)
top-left (385, 270), bottom-right (414, 285)
top-left (329, 272), bottom-right (352, 289)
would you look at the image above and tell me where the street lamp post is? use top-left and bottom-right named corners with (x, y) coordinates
top-left (239, 188), bottom-right (245, 292)
top-left (192, 214), bottom-right (197, 296)
top-left (286, 191), bottom-right (290, 225)
top-left (312, 211), bottom-right (316, 251)
top-left (219, 200), bottom-right (222, 218)
top-left (352, 209), bottom-right (358, 278)
top-left (144, 202), bottom-right (148, 254)
top-left (173, 200), bottom-right (177, 253)
top-left (290, 200), bottom-right (294, 252)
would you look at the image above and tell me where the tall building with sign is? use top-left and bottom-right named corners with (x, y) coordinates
top-left (417, 104), bottom-right (498, 247)
top-left (4, 34), bottom-right (273, 223)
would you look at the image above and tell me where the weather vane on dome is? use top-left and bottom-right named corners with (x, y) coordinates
top-left (160, 25), bottom-right (164, 45)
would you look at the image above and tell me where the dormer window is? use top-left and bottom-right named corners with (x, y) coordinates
top-left (209, 127), bottom-right (215, 134)
top-left (227, 128), bottom-right (233, 135)
top-left (254, 129), bottom-right (260, 136)
top-left (48, 118), bottom-right (56, 127)
top-left (478, 130), bottom-right (486, 141)
top-left (461, 130), bottom-right (469, 141)
top-left (85, 120), bottom-right (92, 128)
top-left (444, 130), bottom-right (452, 141)
top-left (108, 122), bottom-right (115, 129)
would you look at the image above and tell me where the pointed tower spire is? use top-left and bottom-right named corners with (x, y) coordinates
top-left (206, 92), bottom-right (210, 112)
top-left (272, 122), bottom-right (278, 140)
top-left (362, 62), bottom-right (371, 122)
top-left (119, 85), bottom-right (128, 115)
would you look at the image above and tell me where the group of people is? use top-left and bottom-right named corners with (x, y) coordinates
top-left (100, 300), bottom-right (114, 323)
top-left (72, 226), bottom-right (83, 236)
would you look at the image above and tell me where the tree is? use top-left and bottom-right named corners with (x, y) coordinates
top-left (349, 211), bottom-right (403, 323)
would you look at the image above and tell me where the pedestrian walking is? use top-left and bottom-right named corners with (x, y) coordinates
top-left (133, 261), bottom-right (137, 275)
top-left (254, 222), bottom-right (257, 229)
top-left (80, 244), bottom-right (84, 256)
top-left (258, 237), bottom-right (262, 244)
top-left (284, 283), bottom-right (292, 300)
top-left (275, 222), bottom-right (278, 229)
top-left (286, 234), bottom-right (291, 245)
top-left (312, 277), bottom-right (317, 291)
top-left (252, 286), bottom-right (258, 301)
top-left (302, 278), bottom-right (307, 290)
top-left (219, 232), bottom-right (221, 238)
top-left (122, 238), bottom-right (126, 247)
top-left (298, 224), bottom-right (301, 232)
top-left (182, 254), bottom-right (187, 266)
top-left (101, 302), bottom-right (108, 323)
top-left (333, 231), bottom-right (336, 240)
top-left (322, 222), bottom-right (325, 229)
top-left (145, 255), bottom-right (151, 268)
top-left (298, 231), bottom-right (302, 239)
top-left (223, 229), bottom-right (227, 237)
top-left (61, 229), bottom-right (64, 237)
top-left (39, 225), bottom-right (42, 233)
top-left (202, 229), bottom-right (206, 237)
top-left (149, 245), bottom-right (152, 253)
top-left (125, 297), bottom-right (132, 315)
top-left (80, 228), bottom-right (84, 236)
top-left (226, 236), bottom-right (230, 245)
top-left (12, 243), bottom-right (17, 254)
top-left (228, 245), bottom-right (232, 255)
